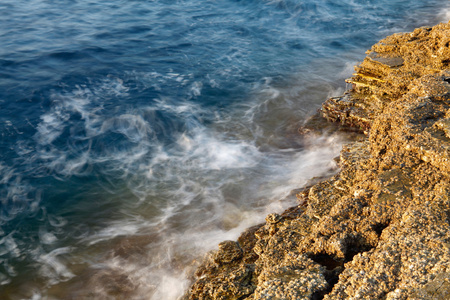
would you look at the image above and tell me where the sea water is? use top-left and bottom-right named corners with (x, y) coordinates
top-left (0, 0), bottom-right (448, 299)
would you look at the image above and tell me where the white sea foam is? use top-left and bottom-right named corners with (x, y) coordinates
top-left (69, 128), bottom-right (344, 300)
top-left (29, 77), bottom-right (155, 179)
top-left (176, 129), bottom-right (261, 170)
top-left (2, 66), bottom-right (347, 299)
top-left (101, 114), bottom-right (152, 144)
top-left (100, 73), bottom-right (346, 299)
top-left (4, 38), bottom-right (357, 299)
top-left (438, 6), bottom-right (450, 23)
top-left (339, 61), bottom-right (357, 79)
top-left (35, 107), bottom-right (68, 145)
top-left (38, 227), bottom-right (58, 245)
top-left (36, 247), bottom-right (75, 285)
top-left (85, 222), bottom-right (144, 246)
top-left (0, 164), bottom-right (40, 225)
top-left (190, 81), bottom-right (203, 97)
top-left (0, 234), bottom-right (20, 258)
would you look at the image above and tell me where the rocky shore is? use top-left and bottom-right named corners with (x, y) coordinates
top-left (184, 21), bottom-right (450, 299)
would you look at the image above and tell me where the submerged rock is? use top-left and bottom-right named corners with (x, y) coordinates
top-left (185, 21), bottom-right (450, 299)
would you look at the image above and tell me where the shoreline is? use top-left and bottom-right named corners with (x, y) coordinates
top-left (184, 21), bottom-right (450, 299)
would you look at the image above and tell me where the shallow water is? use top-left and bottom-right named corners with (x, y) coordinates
top-left (0, 0), bottom-right (448, 299)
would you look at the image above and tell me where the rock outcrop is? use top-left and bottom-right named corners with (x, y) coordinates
top-left (185, 21), bottom-right (450, 300)
top-left (321, 22), bottom-right (450, 133)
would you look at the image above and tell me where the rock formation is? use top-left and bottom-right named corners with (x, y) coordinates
top-left (184, 21), bottom-right (450, 299)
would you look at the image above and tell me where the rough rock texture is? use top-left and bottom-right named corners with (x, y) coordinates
top-left (185, 21), bottom-right (450, 300)
top-left (321, 22), bottom-right (450, 133)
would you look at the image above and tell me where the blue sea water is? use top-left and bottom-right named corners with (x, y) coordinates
top-left (0, 0), bottom-right (448, 299)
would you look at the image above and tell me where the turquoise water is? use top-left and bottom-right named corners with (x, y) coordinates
top-left (0, 0), bottom-right (448, 298)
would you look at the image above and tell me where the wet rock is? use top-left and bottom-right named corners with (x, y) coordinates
top-left (265, 213), bottom-right (281, 224)
top-left (185, 225), bottom-right (262, 300)
top-left (367, 51), bottom-right (404, 67)
top-left (213, 241), bottom-right (243, 264)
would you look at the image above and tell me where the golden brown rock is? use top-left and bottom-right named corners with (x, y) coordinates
top-left (321, 22), bottom-right (450, 133)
